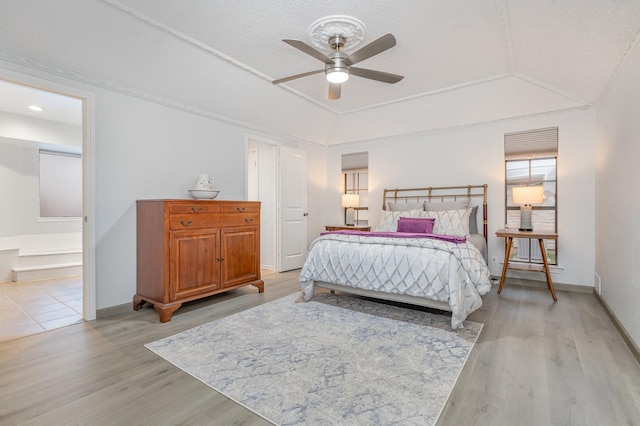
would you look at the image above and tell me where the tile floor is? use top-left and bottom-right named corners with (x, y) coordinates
top-left (0, 276), bottom-right (82, 343)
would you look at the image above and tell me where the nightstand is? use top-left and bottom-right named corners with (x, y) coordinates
top-left (495, 228), bottom-right (558, 301)
top-left (325, 225), bottom-right (371, 232)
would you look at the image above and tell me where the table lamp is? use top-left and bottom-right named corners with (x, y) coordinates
top-left (512, 186), bottom-right (543, 231)
top-left (341, 193), bottom-right (360, 226)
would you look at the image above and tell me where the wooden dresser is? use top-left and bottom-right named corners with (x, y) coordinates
top-left (134, 199), bottom-right (264, 322)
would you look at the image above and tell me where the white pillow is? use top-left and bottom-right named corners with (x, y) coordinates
top-left (387, 201), bottom-right (425, 211)
top-left (374, 210), bottom-right (421, 232)
top-left (418, 208), bottom-right (471, 237)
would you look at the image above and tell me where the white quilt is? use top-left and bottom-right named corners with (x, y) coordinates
top-left (299, 233), bottom-right (492, 328)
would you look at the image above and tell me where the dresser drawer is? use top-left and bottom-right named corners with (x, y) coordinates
top-left (169, 203), bottom-right (220, 215)
top-left (220, 213), bottom-right (260, 227)
top-left (220, 203), bottom-right (260, 214)
top-left (169, 214), bottom-right (223, 230)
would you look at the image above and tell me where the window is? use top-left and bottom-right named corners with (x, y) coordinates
top-left (39, 150), bottom-right (82, 218)
top-left (342, 152), bottom-right (368, 225)
top-left (505, 128), bottom-right (558, 265)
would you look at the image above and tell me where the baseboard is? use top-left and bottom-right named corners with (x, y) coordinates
top-left (593, 291), bottom-right (640, 365)
top-left (489, 275), bottom-right (593, 293)
top-left (96, 302), bottom-right (131, 319)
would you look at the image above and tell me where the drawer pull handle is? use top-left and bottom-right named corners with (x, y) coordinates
top-left (236, 207), bottom-right (245, 212)
top-left (190, 206), bottom-right (203, 213)
top-left (217, 257), bottom-right (225, 261)
top-left (180, 219), bottom-right (192, 227)
top-left (244, 218), bottom-right (253, 223)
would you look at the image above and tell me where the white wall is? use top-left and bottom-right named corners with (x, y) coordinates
top-left (595, 40), bottom-right (640, 346)
top-left (94, 90), bottom-right (325, 308)
top-left (0, 110), bottom-right (82, 147)
top-left (326, 108), bottom-right (596, 287)
top-left (0, 60), bottom-right (326, 311)
top-left (0, 110), bottom-right (83, 238)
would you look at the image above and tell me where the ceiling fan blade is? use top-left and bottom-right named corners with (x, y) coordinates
top-left (272, 69), bottom-right (323, 85)
top-left (282, 39), bottom-right (331, 63)
top-left (328, 83), bottom-right (341, 100)
top-left (344, 33), bottom-right (397, 65)
top-left (350, 67), bottom-right (404, 84)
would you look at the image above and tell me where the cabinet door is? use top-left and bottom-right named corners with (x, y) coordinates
top-left (170, 229), bottom-right (220, 300)
top-left (220, 226), bottom-right (259, 288)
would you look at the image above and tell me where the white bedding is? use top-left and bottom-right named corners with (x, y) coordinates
top-left (299, 233), bottom-right (492, 328)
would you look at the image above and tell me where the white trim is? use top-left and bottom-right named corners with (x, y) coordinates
top-left (37, 217), bottom-right (83, 223)
top-left (0, 68), bottom-right (97, 321)
top-left (0, 48), bottom-right (323, 147)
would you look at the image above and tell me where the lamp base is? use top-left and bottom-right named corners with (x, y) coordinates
top-left (345, 207), bottom-right (355, 226)
top-left (519, 205), bottom-right (533, 232)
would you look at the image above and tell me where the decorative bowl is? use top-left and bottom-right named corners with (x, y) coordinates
top-left (188, 189), bottom-right (220, 200)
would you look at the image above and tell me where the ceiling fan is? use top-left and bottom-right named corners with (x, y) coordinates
top-left (272, 33), bottom-right (404, 100)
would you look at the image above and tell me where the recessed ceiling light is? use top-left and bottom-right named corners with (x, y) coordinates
top-left (28, 105), bottom-right (43, 112)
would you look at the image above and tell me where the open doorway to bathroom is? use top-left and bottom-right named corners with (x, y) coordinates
top-left (0, 78), bottom-right (85, 342)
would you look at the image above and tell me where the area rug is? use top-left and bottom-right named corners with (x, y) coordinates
top-left (145, 293), bottom-right (483, 425)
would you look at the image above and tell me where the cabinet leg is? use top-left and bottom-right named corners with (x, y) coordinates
top-left (252, 280), bottom-right (265, 293)
top-left (154, 303), bottom-right (182, 323)
top-left (133, 295), bottom-right (147, 311)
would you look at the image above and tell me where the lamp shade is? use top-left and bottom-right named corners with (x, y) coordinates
top-left (341, 193), bottom-right (360, 208)
top-left (512, 186), bottom-right (543, 205)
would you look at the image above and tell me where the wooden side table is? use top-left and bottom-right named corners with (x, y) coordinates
top-left (325, 225), bottom-right (371, 232)
top-left (495, 228), bottom-right (559, 301)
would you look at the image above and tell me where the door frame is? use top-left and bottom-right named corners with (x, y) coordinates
top-left (0, 68), bottom-right (97, 320)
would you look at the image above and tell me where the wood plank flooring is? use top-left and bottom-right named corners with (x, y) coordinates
top-left (0, 271), bottom-right (638, 425)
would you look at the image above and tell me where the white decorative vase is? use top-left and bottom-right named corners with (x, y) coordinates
top-left (195, 174), bottom-right (214, 190)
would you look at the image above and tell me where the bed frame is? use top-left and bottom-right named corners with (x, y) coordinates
top-left (315, 184), bottom-right (489, 314)
top-left (382, 184), bottom-right (488, 240)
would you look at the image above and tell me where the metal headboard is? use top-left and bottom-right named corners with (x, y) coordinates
top-left (382, 184), bottom-right (488, 240)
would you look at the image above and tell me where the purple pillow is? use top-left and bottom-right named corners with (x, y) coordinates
top-left (397, 217), bottom-right (435, 234)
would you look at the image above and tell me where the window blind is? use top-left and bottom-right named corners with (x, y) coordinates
top-left (504, 127), bottom-right (558, 160)
top-left (341, 152), bottom-right (368, 171)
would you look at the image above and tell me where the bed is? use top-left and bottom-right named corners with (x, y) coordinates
top-left (299, 184), bottom-right (492, 328)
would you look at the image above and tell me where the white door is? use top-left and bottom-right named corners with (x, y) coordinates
top-left (279, 146), bottom-right (308, 271)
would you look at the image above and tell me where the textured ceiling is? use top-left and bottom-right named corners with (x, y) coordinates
top-left (1, 0), bottom-right (639, 145)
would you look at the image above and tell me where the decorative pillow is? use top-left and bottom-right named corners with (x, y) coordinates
top-left (387, 201), bottom-right (425, 211)
top-left (469, 205), bottom-right (479, 234)
top-left (423, 199), bottom-right (470, 211)
top-left (396, 217), bottom-right (436, 234)
top-left (374, 209), bottom-right (421, 232)
top-left (418, 208), bottom-right (471, 237)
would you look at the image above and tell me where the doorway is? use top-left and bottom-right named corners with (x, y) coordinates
top-left (0, 71), bottom-right (95, 341)
top-left (246, 137), bottom-right (308, 273)
top-left (247, 137), bottom-right (278, 274)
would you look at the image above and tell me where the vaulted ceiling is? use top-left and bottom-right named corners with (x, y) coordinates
top-left (1, 0), bottom-right (639, 145)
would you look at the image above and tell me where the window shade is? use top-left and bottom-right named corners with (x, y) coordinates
top-left (341, 152), bottom-right (368, 171)
top-left (39, 150), bottom-right (82, 217)
top-left (504, 127), bottom-right (558, 160)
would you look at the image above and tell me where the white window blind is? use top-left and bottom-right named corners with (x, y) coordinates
top-left (39, 150), bottom-right (82, 218)
top-left (505, 127), bottom-right (558, 160)
top-left (341, 152), bottom-right (368, 171)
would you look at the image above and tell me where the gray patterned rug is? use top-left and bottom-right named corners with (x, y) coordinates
top-left (145, 292), bottom-right (482, 425)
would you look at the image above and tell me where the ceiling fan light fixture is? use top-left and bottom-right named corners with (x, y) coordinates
top-left (326, 68), bottom-right (349, 83)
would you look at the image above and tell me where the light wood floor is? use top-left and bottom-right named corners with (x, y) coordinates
top-left (0, 271), bottom-right (638, 425)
